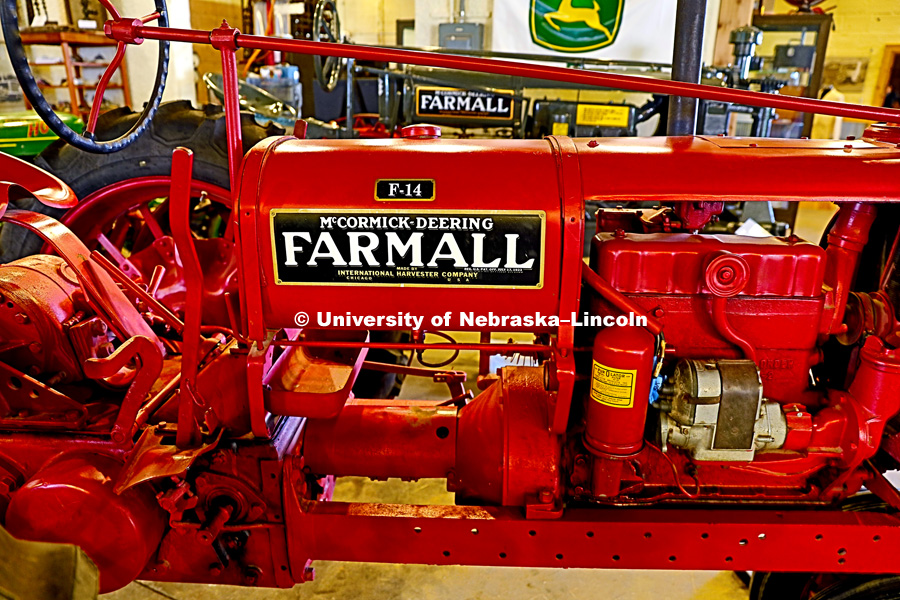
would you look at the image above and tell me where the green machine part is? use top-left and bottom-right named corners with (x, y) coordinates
top-left (0, 111), bottom-right (83, 157)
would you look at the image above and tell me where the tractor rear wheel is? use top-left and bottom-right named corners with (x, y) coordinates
top-left (0, 100), bottom-right (282, 262)
top-left (0, 100), bottom-right (405, 398)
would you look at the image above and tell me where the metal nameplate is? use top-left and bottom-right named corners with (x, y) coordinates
top-left (375, 179), bottom-right (435, 201)
top-left (415, 86), bottom-right (514, 120)
top-left (271, 209), bottom-right (545, 288)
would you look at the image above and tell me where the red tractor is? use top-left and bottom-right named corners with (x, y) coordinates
top-left (2, 2), bottom-right (900, 598)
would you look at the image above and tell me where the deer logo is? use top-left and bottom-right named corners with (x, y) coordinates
top-left (544, 0), bottom-right (612, 39)
top-left (530, 0), bottom-right (623, 53)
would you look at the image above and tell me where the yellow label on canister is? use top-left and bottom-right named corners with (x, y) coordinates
top-left (551, 121), bottom-right (569, 136)
top-left (590, 360), bottom-right (636, 408)
top-left (576, 104), bottom-right (631, 128)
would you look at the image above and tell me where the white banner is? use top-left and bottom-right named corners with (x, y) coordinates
top-left (492, 0), bottom-right (677, 64)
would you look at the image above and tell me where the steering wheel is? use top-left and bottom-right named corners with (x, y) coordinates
top-left (312, 0), bottom-right (342, 92)
top-left (0, 0), bottom-right (169, 153)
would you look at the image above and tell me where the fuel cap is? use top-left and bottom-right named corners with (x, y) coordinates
top-left (400, 124), bottom-right (441, 139)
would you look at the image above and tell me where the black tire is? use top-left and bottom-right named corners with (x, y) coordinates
top-left (811, 576), bottom-right (900, 600)
top-left (352, 330), bottom-right (409, 399)
top-left (750, 494), bottom-right (898, 600)
top-left (0, 100), bottom-right (284, 262)
top-left (751, 573), bottom-right (900, 600)
top-left (750, 572), bottom-right (817, 600)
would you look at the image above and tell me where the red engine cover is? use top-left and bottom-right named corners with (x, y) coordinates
top-left (590, 232), bottom-right (827, 403)
top-left (236, 136), bottom-right (577, 338)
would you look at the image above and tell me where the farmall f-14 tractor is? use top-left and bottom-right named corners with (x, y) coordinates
top-left (3, 1), bottom-right (900, 598)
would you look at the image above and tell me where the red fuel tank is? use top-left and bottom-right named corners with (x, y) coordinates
top-left (236, 136), bottom-right (580, 338)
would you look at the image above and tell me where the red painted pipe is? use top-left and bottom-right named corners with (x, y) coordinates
top-left (276, 339), bottom-right (550, 353)
top-left (169, 147), bottom-right (203, 449)
top-left (210, 24), bottom-right (243, 198)
top-left (824, 202), bottom-right (877, 334)
top-left (85, 42), bottom-right (126, 134)
top-left (303, 401), bottom-right (459, 481)
top-left (581, 264), bottom-right (663, 336)
top-left (711, 296), bottom-right (757, 361)
top-left (121, 24), bottom-right (900, 125)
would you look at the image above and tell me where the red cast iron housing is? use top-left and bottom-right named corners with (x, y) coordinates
top-left (2, 4), bottom-right (900, 595)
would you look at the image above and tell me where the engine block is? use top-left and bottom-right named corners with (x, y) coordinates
top-left (590, 231), bottom-right (827, 403)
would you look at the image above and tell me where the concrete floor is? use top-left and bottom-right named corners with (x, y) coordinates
top-left (109, 565), bottom-right (748, 600)
top-left (107, 203), bottom-right (837, 599)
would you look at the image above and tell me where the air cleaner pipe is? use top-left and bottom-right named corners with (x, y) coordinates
top-left (667, 0), bottom-right (706, 135)
top-left (825, 202), bottom-right (877, 334)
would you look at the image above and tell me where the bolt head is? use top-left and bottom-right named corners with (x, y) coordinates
top-left (0, 476), bottom-right (16, 495)
top-left (91, 319), bottom-right (108, 336)
top-left (242, 566), bottom-right (262, 585)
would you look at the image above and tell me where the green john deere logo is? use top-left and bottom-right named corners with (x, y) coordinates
top-left (530, 0), bottom-right (624, 53)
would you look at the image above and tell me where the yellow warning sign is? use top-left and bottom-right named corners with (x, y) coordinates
top-left (576, 104), bottom-right (631, 128)
top-left (551, 121), bottom-right (569, 136)
top-left (590, 361), bottom-right (636, 408)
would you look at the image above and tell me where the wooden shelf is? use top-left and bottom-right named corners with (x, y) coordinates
top-left (38, 84), bottom-right (123, 89)
top-left (21, 27), bottom-right (131, 117)
top-left (33, 61), bottom-right (111, 68)
top-left (20, 30), bottom-right (117, 47)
